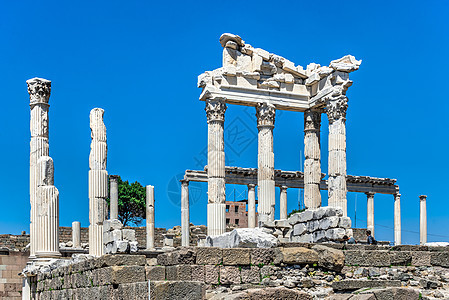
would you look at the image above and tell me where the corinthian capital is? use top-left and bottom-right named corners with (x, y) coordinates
top-left (27, 77), bottom-right (51, 104)
top-left (325, 95), bottom-right (348, 124)
top-left (304, 109), bottom-right (321, 131)
top-left (205, 98), bottom-right (227, 123)
top-left (256, 102), bottom-right (275, 127)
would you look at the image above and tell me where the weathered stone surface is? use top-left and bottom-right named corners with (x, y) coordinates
top-left (117, 282), bottom-right (149, 299)
top-left (332, 279), bottom-right (401, 291)
top-left (122, 229), bottom-right (136, 242)
top-left (251, 248), bottom-right (274, 265)
top-left (98, 254), bottom-right (146, 267)
top-left (430, 251), bottom-right (449, 267)
top-left (411, 251), bottom-right (431, 266)
top-left (205, 265), bottom-right (219, 284)
top-left (372, 287), bottom-right (420, 300)
top-left (339, 217), bottom-right (351, 228)
top-left (94, 265), bottom-right (145, 285)
top-left (345, 251), bottom-right (391, 267)
top-left (206, 228), bottom-right (278, 248)
top-left (293, 223), bottom-right (307, 235)
top-left (240, 266), bottom-right (260, 284)
top-left (390, 251), bottom-right (412, 266)
top-left (312, 245), bottom-right (345, 272)
top-left (150, 281), bottom-right (205, 300)
top-left (223, 248), bottom-right (250, 265)
top-left (146, 265), bottom-right (165, 281)
top-left (281, 247), bottom-right (318, 265)
top-left (196, 247), bottom-right (222, 265)
top-left (220, 266), bottom-right (241, 284)
top-left (191, 265), bottom-right (205, 281)
top-left (244, 287), bottom-right (312, 299)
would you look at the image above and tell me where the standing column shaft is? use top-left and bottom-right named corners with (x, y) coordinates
top-left (88, 108), bottom-right (108, 257)
top-left (72, 221), bottom-right (81, 248)
top-left (420, 195), bottom-right (427, 245)
top-left (256, 102), bottom-right (276, 224)
top-left (109, 175), bottom-right (119, 220)
top-left (27, 78), bottom-right (51, 258)
top-left (280, 186), bottom-right (288, 220)
top-left (35, 156), bottom-right (60, 258)
top-left (181, 180), bottom-right (190, 247)
top-left (304, 109), bottom-right (322, 209)
top-left (247, 184), bottom-right (256, 228)
top-left (205, 99), bottom-right (227, 236)
top-left (326, 96), bottom-right (348, 216)
top-left (394, 193), bottom-right (401, 245)
top-left (366, 192), bottom-right (375, 238)
top-left (146, 185), bottom-right (155, 249)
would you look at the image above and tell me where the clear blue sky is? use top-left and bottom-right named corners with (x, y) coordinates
top-left (1, 0), bottom-right (448, 245)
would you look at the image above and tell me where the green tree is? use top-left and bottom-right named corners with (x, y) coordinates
top-left (287, 208), bottom-right (306, 218)
top-left (108, 176), bottom-right (146, 226)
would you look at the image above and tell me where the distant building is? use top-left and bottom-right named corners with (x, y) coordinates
top-left (225, 200), bottom-right (258, 228)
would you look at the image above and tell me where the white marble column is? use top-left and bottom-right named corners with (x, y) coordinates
top-left (205, 98), bottom-right (227, 236)
top-left (109, 175), bottom-right (119, 220)
top-left (247, 184), bottom-right (256, 228)
top-left (394, 193), bottom-right (401, 245)
top-left (326, 95), bottom-right (348, 216)
top-left (27, 77), bottom-right (51, 259)
top-left (304, 109), bottom-right (322, 209)
top-left (88, 108), bottom-right (108, 257)
top-left (181, 180), bottom-right (190, 247)
top-left (366, 192), bottom-right (375, 238)
top-left (146, 185), bottom-right (155, 250)
top-left (72, 221), bottom-right (81, 248)
top-left (256, 102), bottom-right (276, 224)
top-left (280, 186), bottom-right (288, 220)
top-left (35, 156), bottom-right (60, 258)
top-left (420, 195), bottom-right (427, 245)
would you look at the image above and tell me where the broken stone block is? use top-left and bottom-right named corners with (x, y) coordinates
top-left (293, 223), bottom-right (307, 236)
top-left (122, 229), bottom-right (136, 242)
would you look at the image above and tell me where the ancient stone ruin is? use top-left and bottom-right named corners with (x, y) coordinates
top-left (1, 33), bottom-right (443, 300)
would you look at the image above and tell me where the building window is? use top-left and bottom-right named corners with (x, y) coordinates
top-left (235, 206), bottom-right (239, 213)
top-left (226, 205), bottom-right (229, 212)
top-left (226, 218), bottom-right (230, 224)
top-left (235, 219), bottom-right (240, 225)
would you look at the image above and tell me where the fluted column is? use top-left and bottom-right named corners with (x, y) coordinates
top-left (326, 95), bottom-right (348, 216)
top-left (366, 192), bottom-right (375, 238)
top-left (247, 184), bottom-right (256, 228)
top-left (27, 78), bottom-right (51, 258)
top-left (146, 185), bottom-right (155, 250)
top-left (304, 109), bottom-right (322, 209)
top-left (35, 156), bottom-right (60, 258)
top-left (88, 108), bottom-right (108, 257)
top-left (205, 99), bottom-right (227, 236)
top-left (181, 180), bottom-right (190, 246)
top-left (109, 175), bottom-right (119, 220)
top-left (72, 221), bottom-right (81, 248)
top-left (420, 195), bottom-right (427, 245)
top-left (280, 186), bottom-right (288, 220)
top-left (394, 193), bottom-right (401, 245)
top-left (256, 102), bottom-right (276, 224)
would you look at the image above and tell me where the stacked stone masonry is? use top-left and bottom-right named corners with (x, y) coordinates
top-left (0, 250), bottom-right (29, 300)
top-left (29, 244), bottom-right (449, 299)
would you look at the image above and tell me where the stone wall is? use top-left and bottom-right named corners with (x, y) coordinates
top-left (0, 233), bottom-right (30, 250)
top-left (0, 250), bottom-right (29, 300)
top-left (31, 244), bottom-right (449, 299)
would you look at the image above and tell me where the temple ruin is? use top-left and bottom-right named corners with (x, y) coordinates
top-left (9, 33), bottom-right (444, 300)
